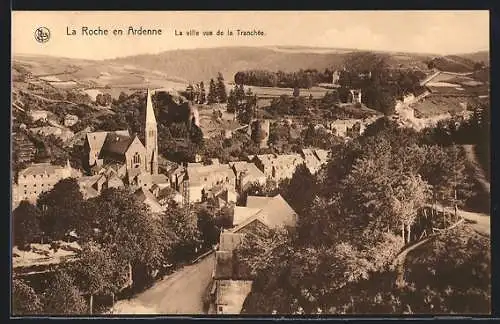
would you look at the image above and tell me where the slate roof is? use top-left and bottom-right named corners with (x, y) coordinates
top-left (99, 133), bottom-right (135, 159)
top-left (234, 194), bottom-right (298, 230)
top-left (18, 163), bottom-right (65, 177)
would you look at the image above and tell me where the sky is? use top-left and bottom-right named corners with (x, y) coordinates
top-left (12, 11), bottom-right (490, 60)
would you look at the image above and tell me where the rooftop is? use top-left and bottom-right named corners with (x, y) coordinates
top-left (18, 163), bottom-right (68, 178)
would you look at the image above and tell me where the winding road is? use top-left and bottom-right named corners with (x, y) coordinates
top-left (111, 253), bottom-right (214, 315)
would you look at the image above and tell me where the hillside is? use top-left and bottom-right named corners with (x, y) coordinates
top-left (456, 50), bottom-right (489, 65)
top-left (107, 46), bottom-right (433, 83)
top-left (428, 51), bottom-right (489, 72)
top-left (13, 47), bottom-right (488, 97)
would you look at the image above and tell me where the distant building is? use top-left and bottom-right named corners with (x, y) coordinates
top-left (175, 163), bottom-right (236, 204)
top-left (13, 160), bottom-right (81, 208)
top-left (64, 114), bottom-right (79, 127)
top-left (252, 153), bottom-right (304, 182)
top-left (229, 161), bottom-right (267, 192)
top-left (28, 110), bottom-right (48, 122)
top-left (301, 148), bottom-right (329, 174)
top-left (134, 187), bottom-right (165, 214)
top-left (349, 89), bottom-right (362, 104)
top-left (30, 126), bottom-right (74, 142)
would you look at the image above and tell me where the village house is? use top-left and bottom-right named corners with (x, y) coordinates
top-left (12, 160), bottom-right (81, 208)
top-left (175, 163), bottom-right (237, 204)
top-left (252, 153), bottom-right (304, 182)
top-left (229, 161), bottom-right (267, 192)
top-left (301, 148), bottom-right (329, 174)
top-left (83, 89), bottom-right (159, 186)
top-left (210, 194), bottom-right (298, 314)
top-left (134, 187), bottom-right (165, 214)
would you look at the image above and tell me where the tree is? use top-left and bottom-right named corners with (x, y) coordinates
top-left (207, 79), bottom-right (217, 104)
top-left (12, 279), bottom-right (43, 315)
top-left (69, 242), bottom-right (129, 314)
top-left (197, 206), bottom-right (221, 249)
top-left (199, 81), bottom-right (206, 104)
top-left (37, 178), bottom-right (85, 241)
top-left (390, 173), bottom-right (432, 243)
top-left (216, 72), bottom-right (228, 103)
top-left (89, 188), bottom-right (166, 284)
top-left (44, 271), bottom-right (87, 315)
top-left (13, 200), bottom-right (42, 249)
top-left (163, 204), bottom-right (202, 263)
top-left (281, 164), bottom-right (318, 218)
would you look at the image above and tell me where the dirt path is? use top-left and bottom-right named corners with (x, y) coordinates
top-left (111, 253), bottom-right (214, 315)
top-left (463, 144), bottom-right (490, 194)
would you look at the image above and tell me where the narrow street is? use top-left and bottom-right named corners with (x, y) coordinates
top-left (111, 253), bottom-right (214, 315)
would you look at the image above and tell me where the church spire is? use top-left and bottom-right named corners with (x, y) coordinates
top-left (146, 89), bottom-right (157, 125)
top-left (145, 89), bottom-right (158, 175)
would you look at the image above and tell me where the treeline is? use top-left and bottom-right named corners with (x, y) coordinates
top-left (12, 179), bottom-right (221, 315)
top-left (234, 69), bottom-right (334, 89)
top-left (236, 117), bottom-right (489, 314)
top-left (181, 72), bottom-right (228, 104)
top-left (337, 52), bottom-right (426, 115)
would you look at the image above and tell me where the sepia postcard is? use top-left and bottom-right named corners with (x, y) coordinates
top-left (11, 10), bottom-right (490, 317)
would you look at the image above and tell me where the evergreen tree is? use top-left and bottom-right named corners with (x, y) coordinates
top-left (207, 79), bottom-right (217, 104)
top-left (185, 83), bottom-right (195, 101)
top-left (199, 81), bottom-right (206, 104)
top-left (216, 72), bottom-right (228, 103)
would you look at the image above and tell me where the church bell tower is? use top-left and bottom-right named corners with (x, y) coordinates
top-left (145, 89), bottom-right (158, 175)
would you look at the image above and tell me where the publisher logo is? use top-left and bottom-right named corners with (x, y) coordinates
top-left (34, 27), bottom-right (50, 43)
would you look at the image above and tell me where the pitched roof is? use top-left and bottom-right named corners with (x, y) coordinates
top-left (134, 187), bottom-right (163, 213)
top-left (18, 163), bottom-right (67, 177)
top-left (230, 211), bottom-right (269, 234)
top-left (246, 196), bottom-right (273, 209)
top-left (239, 194), bottom-right (298, 230)
top-left (230, 162), bottom-right (266, 179)
top-left (99, 133), bottom-right (135, 159)
top-left (233, 206), bottom-right (261, 227)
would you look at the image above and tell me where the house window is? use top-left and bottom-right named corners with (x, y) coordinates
top-left (218, 306), bottom-right (223, 313)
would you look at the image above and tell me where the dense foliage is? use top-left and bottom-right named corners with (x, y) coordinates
top-left (238, 117), bottom-right (489, 314)
top-left (234, 69), bottom-right (334, 88)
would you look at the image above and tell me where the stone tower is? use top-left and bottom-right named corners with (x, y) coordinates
top-left (145, 89), bottom-right (158, 175)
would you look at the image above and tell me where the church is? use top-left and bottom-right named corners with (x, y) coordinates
top-left (84, 89), bottom-right (159, 185)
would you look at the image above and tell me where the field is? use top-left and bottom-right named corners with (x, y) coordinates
top-left (411, 96), bottom-right (470, 118)
top-left (244, 85), bottom-right (331, 99)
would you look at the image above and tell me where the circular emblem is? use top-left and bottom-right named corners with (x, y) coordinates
top-left (34, 27), bottom-right (50, 43)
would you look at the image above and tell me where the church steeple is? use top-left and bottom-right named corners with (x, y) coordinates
top-left (145, 89), bottom-right (158, 175)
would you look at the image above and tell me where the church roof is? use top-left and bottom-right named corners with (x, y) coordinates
top-left (99, 133), bottom-right (135, 159)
